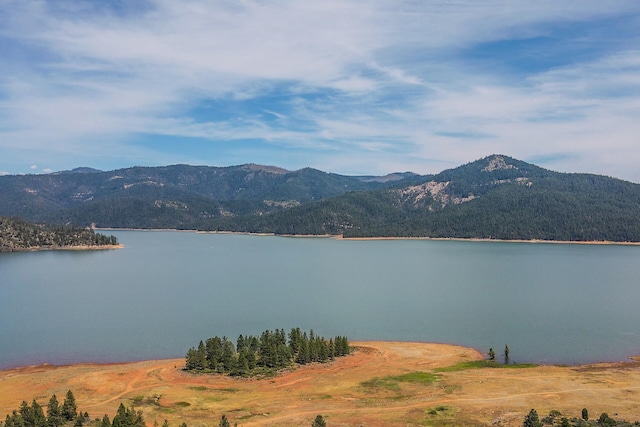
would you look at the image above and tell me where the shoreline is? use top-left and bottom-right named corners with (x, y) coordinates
top-left (0, 243), bottom-right (124, 253)
top-left (96, 227), bottom-right (640, 246)
top-left (2, 340), bottom-right (639, 372)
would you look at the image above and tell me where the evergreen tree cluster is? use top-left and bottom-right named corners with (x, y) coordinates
top-left (185, 328), bottom-right (349, 376)
top-left (0, 390), bottom-right (106, 427)
top-left (0, 216), bottom-right (118, 252)
top-left (523, 408), bottom-right (640, 427)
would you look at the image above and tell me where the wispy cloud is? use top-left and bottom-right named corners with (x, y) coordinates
top-left (1, 1), bottom-right (639, 180)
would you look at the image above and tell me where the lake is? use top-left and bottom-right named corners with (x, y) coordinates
top-left (1, 230), bottom-right (640, 369)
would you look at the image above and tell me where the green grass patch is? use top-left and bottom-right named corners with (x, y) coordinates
top-left (434, 360), bottom-right (537, 372)
top-left (188, 386), bottom-right (208, 391)
top-left (174, 401), bottom-right (191, 407)
top-left (361, 372), bottom-right (439, 392)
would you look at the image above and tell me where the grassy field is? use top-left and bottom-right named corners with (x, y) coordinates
top-left (2, 342), bottom-right (640, 426)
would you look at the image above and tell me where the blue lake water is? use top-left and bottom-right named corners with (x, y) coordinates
top-left (1, 230), bottom-right (640, 369)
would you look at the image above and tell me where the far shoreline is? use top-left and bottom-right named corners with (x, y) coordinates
top-left (96, 227), bottom-right (640, 246)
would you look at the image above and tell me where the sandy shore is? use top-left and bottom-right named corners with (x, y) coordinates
top-left (2, 341), bottom-right (640, 427)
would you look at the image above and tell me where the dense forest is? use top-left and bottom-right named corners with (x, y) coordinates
top-left (0, 216), bottom-right (118, 252)
top-left (202, 157), bottom-right (640, 241)
top-left (2, 155), bottom-right (640, 241)
top-left (185, 328), bottom-right (350, 376)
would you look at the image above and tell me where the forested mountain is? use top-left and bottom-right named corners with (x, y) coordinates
top-left (0, 163), bottom-right (417, 228)
top-left (0, 216), bottom-right (118, 252)
top-left (202, 155), bottom-right (640, 241)
top-left (1, 155), bottom-right (640, 242)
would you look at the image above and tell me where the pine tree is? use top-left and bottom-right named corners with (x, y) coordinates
top-left (111, 404), bottom-right (144, 427)
top-left (296, 336), bottom-right (310, 365)
top-left (205, 337), bottom-right (223, 371)
top-left (30, 401), bottom-right (46, 427)
top-left (61, 391), bottom-right (77, 421)
top-left (311, 415), bottom-right (326, 427)
top-left (100, 414), bottom-right (110, 427)
top-left (19, 402), bottom-right (33, 427)
top-left (221, 339), bottom-right (235, 372)
top-left (523, 409), bottom-right (542, 427)
top-left (236, 335), bottom-right (246, 353)
top-left (218, 415), bottom-right (230, 427)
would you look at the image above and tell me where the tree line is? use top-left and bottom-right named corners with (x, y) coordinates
top-left (523, 408), bottom-right (640, 427)
top-left (185, 328), bottom-right (350, 376)
top-left (0, 389), bottom-right (329, 427)
top-left (1, 391), bottom-right (145, 427)
top-left (0, 216), bottom-right (118, 252)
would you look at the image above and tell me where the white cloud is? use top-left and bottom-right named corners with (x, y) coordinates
top-left (0, 1), bottom-right (640, 180)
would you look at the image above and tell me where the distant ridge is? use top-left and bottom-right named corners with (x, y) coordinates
top-left (1, 155), bottom-right (640, 242)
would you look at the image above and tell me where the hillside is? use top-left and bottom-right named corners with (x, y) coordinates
top-left (204, 155), bottom-right (640, 242)
top-left (0, 216), bottom-right (119, 252)
top-left (2, 155), bottom-right (640, 242)
top-left (0, 164), bottom-right (416, 229)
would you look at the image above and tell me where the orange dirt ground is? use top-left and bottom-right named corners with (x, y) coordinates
top-left (2, 341), bottom-right (640, 427)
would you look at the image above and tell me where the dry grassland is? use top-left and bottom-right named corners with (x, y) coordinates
top-left (2, 342), bottom-right (640, 427)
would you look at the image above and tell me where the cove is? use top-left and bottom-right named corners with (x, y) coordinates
top-left (1, 230), bottom-right (639, 369)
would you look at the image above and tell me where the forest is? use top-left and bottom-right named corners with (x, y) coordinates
top-left (3, 156), bottom-right (640, 242)
top-left (185, 328), bottom-right (350, 376)
top-left (0, 216), bottom-right (118, 252)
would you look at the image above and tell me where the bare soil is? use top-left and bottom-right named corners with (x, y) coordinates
top-left (2, 342), bottom-right (640, 426)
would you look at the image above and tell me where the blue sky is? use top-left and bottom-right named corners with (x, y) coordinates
top-left (1, 1), bottom-right (640, 181)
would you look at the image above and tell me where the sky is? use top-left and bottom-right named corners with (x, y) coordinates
top-left (1, 1), bottom-right (640, 181)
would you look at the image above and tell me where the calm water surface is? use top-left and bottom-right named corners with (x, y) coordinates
top-left (1, 231), bottom-right (640, 369)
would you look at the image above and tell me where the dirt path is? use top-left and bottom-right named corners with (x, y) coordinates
top-left (84, 365), bottom-right (161, 408)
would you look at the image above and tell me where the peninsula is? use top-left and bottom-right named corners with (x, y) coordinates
top-left (2, 341), bottom-right (640, 426)
top-left (0, 216), bottom-right (120, 252)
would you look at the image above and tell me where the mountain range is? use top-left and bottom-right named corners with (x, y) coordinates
top-left (1, 155), bottom-right (639, 242)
